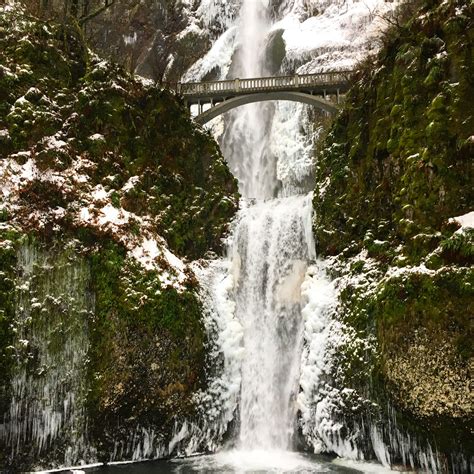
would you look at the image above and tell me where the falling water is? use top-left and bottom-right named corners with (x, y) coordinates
top-left (221, 0), bottom-right (278, 200)
top-left (221, 0), bottom-right (318, 454)
top-left (232, 196), bottom-right (315, 450)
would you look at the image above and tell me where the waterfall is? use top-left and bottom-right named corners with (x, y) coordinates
top-left (217, 0), bottom-right (319, 454)
top-left (187, 1), bottom-right (454, 470)
top-left (221, 0), bottom-right (278, 200)
top-left (233, 195), bottom-right (315, 450)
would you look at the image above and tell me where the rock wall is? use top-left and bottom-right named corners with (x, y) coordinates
top-left (0, 4), bottom-right (238, 469)
top-left (312, 0), bottom-right (473, 468)
top-left (21, 0), bottom-right (238, 82)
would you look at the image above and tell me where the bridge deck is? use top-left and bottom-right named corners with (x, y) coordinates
top-left (178, 71), bottom-right (354, 104)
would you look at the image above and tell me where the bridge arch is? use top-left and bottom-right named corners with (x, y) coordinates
top-left (193, 91), bottom-right (338, 125)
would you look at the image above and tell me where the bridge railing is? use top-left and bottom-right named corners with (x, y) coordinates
top-left (177, 71), bottom-right (354, 96)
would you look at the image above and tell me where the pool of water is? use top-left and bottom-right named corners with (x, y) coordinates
top-left (81, 450), bottom-right (393, 473)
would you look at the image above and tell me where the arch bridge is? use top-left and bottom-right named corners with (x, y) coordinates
top-left (175, 71), bottom-right (354, 125)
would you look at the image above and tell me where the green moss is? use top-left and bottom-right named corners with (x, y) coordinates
top-left (313, 0), bottom-right (474, 463)
top-left (0, 7), bottom-right (238, 261)
top-left (0, 6), bottom-right (238, 467)
top-left (440, 229), bottom-right (474, 262)
top-left (86, 242), bottom-right (205, 458)
top-left (313, 0), bottom-right (473, 261)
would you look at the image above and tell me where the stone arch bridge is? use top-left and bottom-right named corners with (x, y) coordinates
top-left (174, 71), bottom-right (354, 125)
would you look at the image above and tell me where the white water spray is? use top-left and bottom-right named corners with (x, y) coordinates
top-left (233, 195), bottom-right (315, 450)
top-left (221, 0), bottom-right (278, 200)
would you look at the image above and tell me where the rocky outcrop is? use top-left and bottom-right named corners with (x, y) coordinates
top-left (312, 0), bottom-right (473, 468)
top-left (385, 326), bottom-right (472, 420)
top-left (22, 0), bottom-right (233, 82)
top-left (0, 4), bottom-right (238, 469)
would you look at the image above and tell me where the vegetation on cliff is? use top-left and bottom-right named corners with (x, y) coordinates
top-left (0, 4), bottom-right (238, 468)
top-left (22, 0), bottom-right (223, 82)
top-left (313, 0), bottom-right (473, 465)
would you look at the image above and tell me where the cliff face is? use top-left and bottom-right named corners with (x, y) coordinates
top-left (313, 0), bottom-right (473, 464)
top-left (22, 0), bottom-right (237, 82)
top-left (0, 4), bottom-right (238, 469)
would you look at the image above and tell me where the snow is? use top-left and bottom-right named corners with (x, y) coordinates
top-left (182, 26), bottom-right (237, 81)
top-left (0, 127), bottom-right (188, 288)
top-left (449, 211), bottom-right (474, 230)
top-left (97, 204), bottom-right (129, 226)
top-left (0, 1), bottom-right (16, 13)
top-left (385, 262), bottom-right (435, 280)
top-left (163, 247), bottom-right (186, 272)
top-left (272, 102), bottom-right (314, 195)
top-left (183, 0), bottom-right (400, 84)
top-left (131, 238), bottom-right (161, 270)
top-left (91, 184), bottom-right (108, 201)
top-left (123, 32), bottom-right (138, 46)
top-left (43, 134), bottom-right (68, 150)
top-left (121, 176), bottom-right (140, 192)
top-left (177, 22), bottom-right (203, 41)
top-left (194, 0), bottom-right (238, 30)
top-left (13, 96), bottom-right (31, 108)
top-left (275, 0), bottom-right (399, 67)
top-left (79, 208), bottom-right (91, 221)
top-left (88, 133), bottom-right (105, 142)
top-left (131, 238), bottom-right (187, 288)
top-left (21, 157), bottom-right (36, 180)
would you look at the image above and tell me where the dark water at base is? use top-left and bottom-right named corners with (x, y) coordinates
top-left (79, 450), bottom-right (390, 473)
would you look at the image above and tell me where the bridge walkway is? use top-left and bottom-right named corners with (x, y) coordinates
top-left (169, 71), bottom-right (354, 124)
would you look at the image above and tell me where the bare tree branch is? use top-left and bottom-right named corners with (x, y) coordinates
top-left (78, 0), bottom-right (115, 26)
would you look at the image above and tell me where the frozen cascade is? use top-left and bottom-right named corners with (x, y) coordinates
top-left (214, 0), bottom-right (319, 453)
top-left (221, 0), bottom-right (279, 200)
top-left (187, 0), bottom-right (338, 461)
top-left (172, 0), bottom-right (328, 460)
top-left (193, 0), bottom-right (323, 460)
top-left (0, 241), bottom-right (94, 466)
top-left (233, 195), bottom-right (315, 450)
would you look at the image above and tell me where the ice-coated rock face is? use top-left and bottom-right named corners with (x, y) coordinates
top-left (183, 0), bottom-right (401, 81)
top-left (32, 0), bottom-right (400, 84)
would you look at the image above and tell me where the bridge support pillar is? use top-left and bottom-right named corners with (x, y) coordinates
top-left (336, 89), bottom-right (340, 104)
top-left (198, 100), bottom-right (203, 114)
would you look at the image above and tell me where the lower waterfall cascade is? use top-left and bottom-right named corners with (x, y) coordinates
top-left (232, 194), bottom-right (315, 451)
